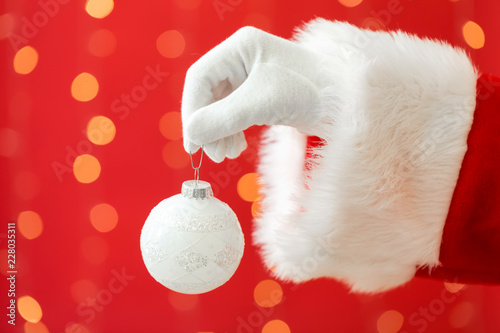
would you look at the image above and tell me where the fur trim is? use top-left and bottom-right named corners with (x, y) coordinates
top-left (253, 19), bottom-right (478, 293)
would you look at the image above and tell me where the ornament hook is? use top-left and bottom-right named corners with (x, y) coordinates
top-left (189, 146), bottom-right (204, 185)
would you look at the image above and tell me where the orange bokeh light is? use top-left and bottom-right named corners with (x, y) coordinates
top-left (90, 203), bottom-right (118, 233)
top-left (463, 21), bottom-right (485, 49)
top-left (159, 111), bottom-right (182, 140)
top-left (338, 0), bottom-right (363, 7)
top-left (87, 115), bottom-right (116, 145)
top-left (18, 210), bottom-right (43, 240)
top-left (71, 72), bottom-right (99, 102)
top-left (73, 154), bottom-right (101, 183)
top-left (18, 295), bottom-right (43, 323)
top-left (237, 173), bottom-right (261, 202)
top-left (251, 198), bottom-right (263, 219)
top-left (24, 321), bottom-right (50, 333)
top-left (262, 320), bottom-right (291, 333)
top-left (253, 279), bottom-right (283, 308)
top-left (377, 310), bottom-right (404, 333)
top-left (13, 46), bottom-right (39, 74)
top-left (157, 30), bottom-right (185, 58)
top-left (444, 282), bottom-right (466, 293)
top-left (85, 0), bottom-right (114, 19)
top-left (88, 29), bottom-right (117, 57)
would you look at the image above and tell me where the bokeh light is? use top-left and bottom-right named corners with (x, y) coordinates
top-left (73, 154), bottom-right (101, 183)
top-left (0, 127), bottom-right (20, 157)
top-left (13, 46), bottom-right (39, 74)
top-left (262, 320), bottom-right (291, 333)
top-left (162, 140), bottom-right (190, 169)
top-left (377, 310), bottom-right (404, 333)
top-left (90, 203), bottom-right (118, 233)
top-left (254, 279), bottom-right (283, 307)
top-left (14, 171), bottom-right (40, 200)
top-left (70, 279), bottom-right (99, 303)
top-left (168, 292), bottom-right (199, 311)
top-left (251, 198), bottom-right (263, 219)
top-left (157, 30), bottom-right (185, 58)
top-left (449, 301), bottom-right (474, 328)
top-left (88, 29), bottom-right (117, 57)
top-left (444, 282), bottom-right (465, 293)
top-left (463, 21), bottom-right (485, 49)
top-left (87, 115), bottom-right (116, 145)
top-left (71, 72), bottom-right (99, 102)
top-left (18, 295), bottom-right (43, 323)
top-left (24, 321), bottom-right (49, 333)
top-left (80, 235), bottom-right (109, 264)
top-left (159, 111), bottom-right (182, 140)
top-left (18, 210), bottom-right (43, 240)
top-left (338, 0), bottom-right (363, 7)
top-left (0, 13), bottom-right (15, 39)
top-left (85, 0), bottom-right (114, 19)
top-left (237, 173), bottom-right (261, 202)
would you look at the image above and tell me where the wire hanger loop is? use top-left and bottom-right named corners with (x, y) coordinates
top-left (189, 146), bottom-right (204, 185)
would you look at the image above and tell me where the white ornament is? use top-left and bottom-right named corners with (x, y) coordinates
top-left (140, 150), bottom-right (244, 294)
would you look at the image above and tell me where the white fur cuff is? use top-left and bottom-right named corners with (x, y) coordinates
top-left (253, 19), bottom-right (478, 293)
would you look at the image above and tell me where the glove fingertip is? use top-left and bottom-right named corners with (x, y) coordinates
top-left (184, 141), bottom-right (200, 154)
top-left (204, 141), bottom-right (225, 163)
top-left (238, 132), bottom-right (248, 152)
top-left (185, 111), bottom-right (211, 146)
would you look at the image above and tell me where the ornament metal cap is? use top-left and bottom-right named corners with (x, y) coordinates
top-left (181, 180), bottom-right (213, 199)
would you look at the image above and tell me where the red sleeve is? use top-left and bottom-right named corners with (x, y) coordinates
top-left (416, 73), bottom-right (500, 284)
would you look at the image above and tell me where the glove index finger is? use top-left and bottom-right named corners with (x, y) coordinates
top-left (181, 50), bottom-right (248, 150)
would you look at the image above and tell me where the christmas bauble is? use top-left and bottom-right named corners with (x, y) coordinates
top-left (140, 180), bottom-right (245, 294)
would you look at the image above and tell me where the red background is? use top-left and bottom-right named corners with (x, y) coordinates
top-left (1, 0), bottom-right (500, 332)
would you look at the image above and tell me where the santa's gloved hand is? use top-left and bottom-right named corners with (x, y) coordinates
top-left (182, 26), bottom-right (337, 162)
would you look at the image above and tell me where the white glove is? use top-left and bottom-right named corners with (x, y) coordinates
top-left (181, 26), bottom-right (336, 162)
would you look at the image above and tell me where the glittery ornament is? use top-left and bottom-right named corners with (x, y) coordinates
top-left (140, 150), bottom-right (245, 294)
